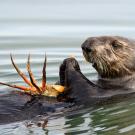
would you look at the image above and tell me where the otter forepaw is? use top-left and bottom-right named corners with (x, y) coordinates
top-left (59, 58), bottom-right (80, 85)
top-left (63, 58), bottom-right (80, 71)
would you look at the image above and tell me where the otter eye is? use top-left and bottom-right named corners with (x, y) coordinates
top-left (111, 41), bottom-right (122, 50)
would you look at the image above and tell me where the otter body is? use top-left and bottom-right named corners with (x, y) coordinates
top-left (1, 36), bottom-right (135, 124)
top-left (0, 91), bottom-right (72, 124)
top-left (59, 36), bottom-right (135, 102)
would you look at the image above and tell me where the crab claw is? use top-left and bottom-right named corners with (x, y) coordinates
top-left (27, 54), bottom-right (42, 94)
top-left (42, 54), bottom-right (47, 92)
top-left (0, 54), bottom-right (65, 97)
top-left (10, 54), bottom-right (33, 87)
top-left (8, 54), bottom-right (42, 94)
top-left (0, 82), bottom-right (37, 93)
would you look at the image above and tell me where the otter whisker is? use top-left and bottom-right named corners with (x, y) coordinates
top-left (99, 57), bottom-right (105, 73)
top-left (94, 55), bottom-right (103, 74)
top-left (101, 57), bottom-right (109, 75)
top-left (96, 55), bottom-right (111, 77)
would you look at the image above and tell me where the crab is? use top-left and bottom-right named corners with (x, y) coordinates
top-left (0, 54), bottom-right (65, 97)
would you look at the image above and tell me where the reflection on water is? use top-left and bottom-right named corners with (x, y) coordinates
top-left (1, 99), bottom-right (135, 135)
top-left (0, 0), bottom-right (135, 134)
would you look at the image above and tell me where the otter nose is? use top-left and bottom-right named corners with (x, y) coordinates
top-left (82, 44), bottom-right (93, 53)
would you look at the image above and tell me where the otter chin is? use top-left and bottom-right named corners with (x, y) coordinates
top-left (81, 36), bottom-right (135, 79)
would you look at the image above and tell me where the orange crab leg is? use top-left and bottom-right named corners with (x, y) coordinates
top-left (27, 54), bottom-right (42, 94)
top-left (27, 54), bottom-right (38, 85)
top-left (0, 82), bottom-right (36, 92)
top-left (42, 54), bottom-right (47, 92)
top-left (10, 54), bottom-right (33, 87)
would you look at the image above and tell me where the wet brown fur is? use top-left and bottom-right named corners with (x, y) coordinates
top-left (82, 36), bottom-right (135, 78)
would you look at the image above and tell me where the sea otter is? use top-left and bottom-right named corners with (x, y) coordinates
top-left (1, 36), bottom-right (135, 124)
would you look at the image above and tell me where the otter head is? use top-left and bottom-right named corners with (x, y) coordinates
top-left (81, 36), bottom-right (135, 78)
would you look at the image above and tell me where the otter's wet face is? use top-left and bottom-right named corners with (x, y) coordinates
top-left (81, 36), bottom-right (135, 78)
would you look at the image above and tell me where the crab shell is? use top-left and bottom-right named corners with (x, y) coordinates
top-left (0, 54), bottom-right (65, 98)
top-left (42, 84), bottom-right (65, 97)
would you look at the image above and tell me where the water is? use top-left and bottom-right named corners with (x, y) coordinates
top-left (0, 0), bottom-right (135, 134)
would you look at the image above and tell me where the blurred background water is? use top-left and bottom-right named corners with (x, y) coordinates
top-left (0, 0), bottom-right (135, 134)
